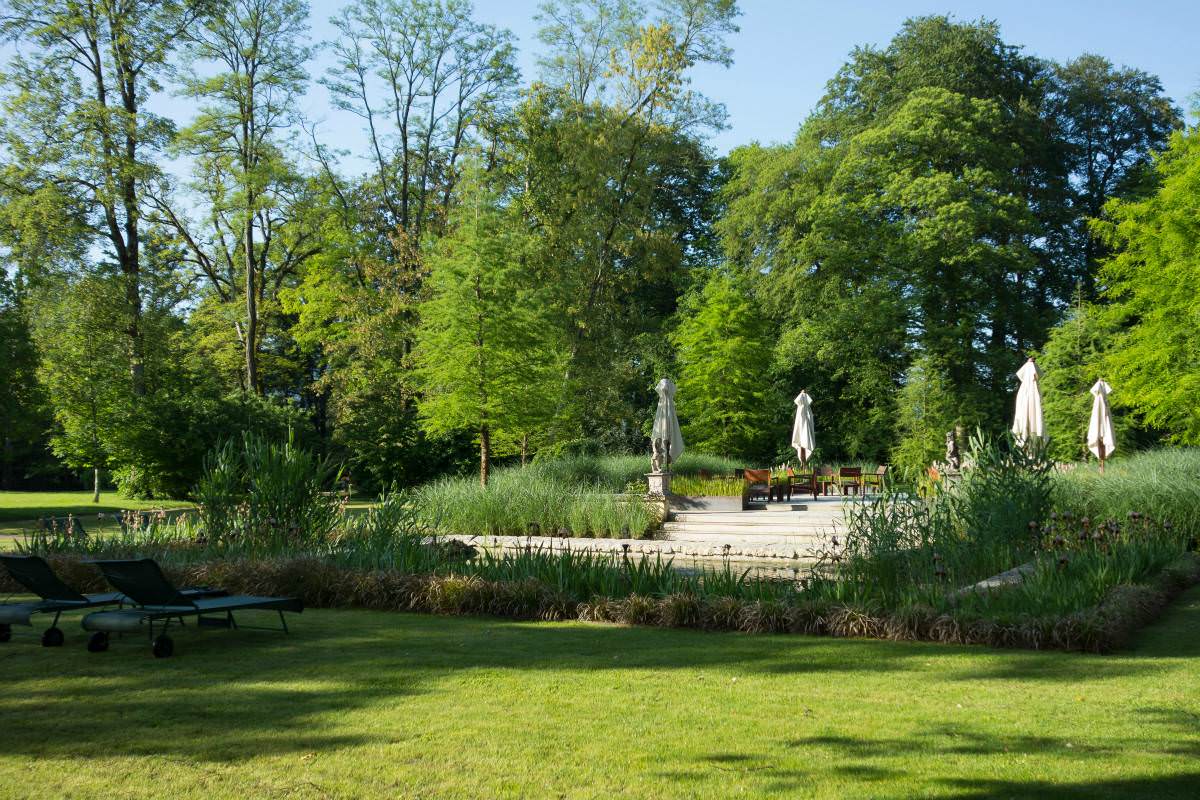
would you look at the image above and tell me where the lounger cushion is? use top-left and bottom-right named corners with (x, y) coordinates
top-left (0, 603), bottom-right (39, 627)
top-left (82, 595), bottom-right (303, 633)
top-left (0, 592), bottom-right (126, 627)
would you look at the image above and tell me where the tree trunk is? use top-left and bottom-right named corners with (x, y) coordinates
top-left (521, 433), bottom-right (529, 467)
top-left (480, 424), bottom-right (491, 487)
top-left (1, 436), bottom-right (12, 490)
top-left (92, 467), bottom-right (101, 503)
top-left (244, 217), bottom-right (259, 393)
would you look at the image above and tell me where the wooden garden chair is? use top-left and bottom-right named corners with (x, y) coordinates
top-left (743, 469), bottom-right (772, 503)
top-left (838, 467), bottom-right (863, 496)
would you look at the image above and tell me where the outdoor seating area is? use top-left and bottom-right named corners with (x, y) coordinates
top-left (734, 464), bottom-right (889, 503)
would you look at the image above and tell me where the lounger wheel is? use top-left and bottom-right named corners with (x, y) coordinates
top-left (87, 631), bottom-right (110, 652)
top-left (41, 627), bottom-right (65, 647)
top-left (152, 634), bottom-right (174, 659)
top-left (0, 624), bottom-right (10, 643)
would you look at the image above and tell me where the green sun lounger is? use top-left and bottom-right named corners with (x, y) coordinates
top-left (82, 558), bottom-right (302, 658)
top-left (0, 554), bottom-right (226, 648)
top-left (0, 554), bottom-right (128, 647)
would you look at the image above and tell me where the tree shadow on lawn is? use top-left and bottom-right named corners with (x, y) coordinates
top-left (0, 595), bottom-right (1196, 768)
top-left (939, 773), bottom-right (1200, 799)
top-left (944, 585), bottom-right (1200, 683)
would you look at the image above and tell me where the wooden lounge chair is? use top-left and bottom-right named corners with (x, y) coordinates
top-left (816, 466), bottom-right (836, 496)
top-left (82, 558), bottom-right (302, 658)
top-left (838, 467), bottom-right (863, 496)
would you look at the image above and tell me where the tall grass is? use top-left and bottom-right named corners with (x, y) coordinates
top-left (413, 452), bottom-right (743, 538)
top-left (828, 432), bottom-right (1052, 606)
top-left (530, 452), bottom-right (744, 490)
top-left (194, 431), bottom-right (343, 551)
top-left (416, 467), bottom-right (655, 538)
top-left (1052, 448), bottom-right (1200, 536)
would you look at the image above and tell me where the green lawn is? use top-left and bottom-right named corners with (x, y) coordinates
top-left (0, 492), bottom-right (375, 540)
top-left (1, 589), bottom-right (1198, 798)
top-left (0, 490), bottom-right (192, 527)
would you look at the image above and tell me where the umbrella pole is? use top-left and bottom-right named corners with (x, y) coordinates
top-left (801, 448), bottom-right (808, 469)
top-left (1098, 441), bottom-right (1106, 474)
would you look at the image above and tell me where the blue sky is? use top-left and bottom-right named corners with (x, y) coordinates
top-left (299, 0), bottom-right (1200, 156)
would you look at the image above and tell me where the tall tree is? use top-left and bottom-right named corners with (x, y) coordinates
top-left (158, 0), bottom-right (317, 395)
top-left (412, 165), bottom-right (558, 485)
top-left (1093, 120), bottom-right (1200, 444)
top-left (30, 276), bottom-right (131, 501)
top-left (891, 354), bottom-right (959, 480)
top-left (0, 272), bottom-right (53, 489)
top-left (1053, 55), bottom-right (1182, 295)
top-left (1037, 289), bottom-right (1125, 462)
top-left (720, 16), bottom-right (1175, 459)
top-left (511, 0), bottom-right (737, 446)
top-left (671, 274), bottom-right (773, 459)
top-left (319, 0), bottom-right (518, 257)
top-left (0, 0), bottom-right (211, 397)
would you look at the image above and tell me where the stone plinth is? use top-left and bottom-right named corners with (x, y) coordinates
top-left (646, 471), bottom-right (672, 496)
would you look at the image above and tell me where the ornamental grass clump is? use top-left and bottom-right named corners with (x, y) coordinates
top-left (415, 468), bottom-right (656, 538)
top-left (194, 431), bottom-right (343, 553)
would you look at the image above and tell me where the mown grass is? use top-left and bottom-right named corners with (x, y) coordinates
top-left (0, 491), bottom-right (192, 524)
top-left (0, 589), bottom-right (1198, 799)
top-left (0, 492), bottom-right (194, 542)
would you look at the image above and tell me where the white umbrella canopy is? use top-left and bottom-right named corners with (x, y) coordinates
top-left (1011, 358), bottom-right (1044, 446)
top-left (791, 391), bottom-right (816, 466)
top-left (1088, 379), bottom-right (1117, 463)
top-left (652, 377), bottom-right (685, 465)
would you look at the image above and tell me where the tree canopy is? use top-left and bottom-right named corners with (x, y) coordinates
top-left (0, 5), bottom-right (1189, 494)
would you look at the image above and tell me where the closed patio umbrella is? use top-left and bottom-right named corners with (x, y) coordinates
top-left (1011, 358), bottom-right (1044, 447)
top-left (1088, 379), bottom-right (1116, 472)
top-left (652, 377), bottom-right (684, 467)
top-left (791, 391), bottom-right (816, 467)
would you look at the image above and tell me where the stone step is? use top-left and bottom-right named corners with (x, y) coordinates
top-left (670, 513), bottom-right (843, 526)
top-left (672, 520), bottom-right (840, 532)
top-left (662, 520), bottom-right (840, 532)
top-left (672, 513), bottom-right (820, 525)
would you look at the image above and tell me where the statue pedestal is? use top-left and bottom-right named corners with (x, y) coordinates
top-left (646, 471), bottom-right (672, 496)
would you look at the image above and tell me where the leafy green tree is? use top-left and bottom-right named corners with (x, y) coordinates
top-left (321, 0), bottom-right (518, 250)
top-left (891, 355), bottom-right (959, 479)
top-left (30, 276), bottom-right (130, 501)
top-left (413, 166), bottom-right (559, 485)
top-left (0, 273), bottom-right (56, 489)
top-left (671, 274), bottom-right (772, 459)
top-left (719, 17), bottom-right (1175, 460)
top-left (158, 0), bottom-right (317, 395)
top-left (1053, 55), bottom-right (1182, 294)
top-left (1094, 120), bottom-right (1200, 443)
top-left (509, 0), bottom-right (736, 448)
top-left (0, 0), bottom-right (212, 397)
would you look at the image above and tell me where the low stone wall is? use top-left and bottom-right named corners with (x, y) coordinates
top-left (444, 532), bottom-right (815, 562)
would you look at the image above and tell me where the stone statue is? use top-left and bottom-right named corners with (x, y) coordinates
top-left (945, 429), bottom-right (961, 471)
top-left (651, 437), bottom-right (668, 473)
